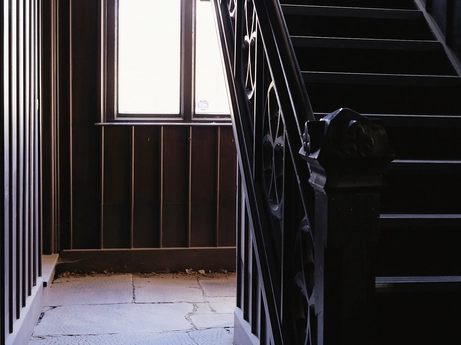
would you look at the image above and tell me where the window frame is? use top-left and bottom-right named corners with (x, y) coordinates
top-left (99, 0), bottom-right (231, 123)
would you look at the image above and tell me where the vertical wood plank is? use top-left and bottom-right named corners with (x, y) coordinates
top-left (70, 0), bottom-right (101, 249)
top-left (102, 126), bottom-right (131, 248)
top-left (161, 126), bottom-right (189, 247)
top-left (57, 0), bottom-right (71, 250)
top-left (40, 0), bottom-right (59, 255)
top-left (133, 127), bottom-right (161, 248)
top-left (190, 126), bottom-right (218, 247)
top-left (217, 126), bottom-right (237, 246)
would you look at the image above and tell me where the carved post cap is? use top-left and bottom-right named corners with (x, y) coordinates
top-left (299, 108), bottom-right (394, 191)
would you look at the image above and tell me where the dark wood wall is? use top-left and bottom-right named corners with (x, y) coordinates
top-left (2, 0), bottom-right (41, 343)
top-left (42, 0), bottom-right (237, 272)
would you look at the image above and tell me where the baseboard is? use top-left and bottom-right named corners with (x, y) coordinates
top-left (234, 307), bottom-right (260, 345)
top-left (56, 247), bottom-right (236, 274)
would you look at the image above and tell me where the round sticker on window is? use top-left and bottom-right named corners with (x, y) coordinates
top-left (198, 99), bottom-right (209, 111)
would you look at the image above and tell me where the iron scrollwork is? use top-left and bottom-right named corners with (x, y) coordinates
top-left (262, 83), bottom-right (285, 219)
top-left (216, 0), bottom-right (320, 343)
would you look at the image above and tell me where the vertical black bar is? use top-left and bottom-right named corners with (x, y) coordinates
top-left (25, 0), bottom-right (31, 296)
top-left (17, 0), bottom-right (25, 312)
top-left (1, 0), bottom-right (8, 340)
top-left (68, 0), bottom-right (73, 249)
top-left (34, 0), bottom-right (42, 280)
top-left (9, 0), bottom-right (18, 330)
top-left (181, 0), bottom-right (194, 121)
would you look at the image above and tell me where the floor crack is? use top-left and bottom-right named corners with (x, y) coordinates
top-left (132, 274), bottom-right (136, 303)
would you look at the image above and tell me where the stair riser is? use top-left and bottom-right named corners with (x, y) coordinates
top-left (305, 84), bottom-right (461, 114)
top-left (376, 227), bottom-right (461, 276)
top-left (285, 15), bottom-right (433, 40)
top-left (280, 0), bottom-right (416, 9)
top-left (295, 47), bottom-right (455, 75)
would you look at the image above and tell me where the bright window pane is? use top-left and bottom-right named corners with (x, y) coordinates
top-left (118, 0), bottom-right (181, 114)
top-left (195, 0), bottom-right (230, 115)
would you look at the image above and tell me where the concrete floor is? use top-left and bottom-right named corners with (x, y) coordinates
top-left (29, 271), bottom-right (236, 344)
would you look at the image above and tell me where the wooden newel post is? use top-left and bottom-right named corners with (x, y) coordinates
top-left (299, 108), bottom-right (394, 345)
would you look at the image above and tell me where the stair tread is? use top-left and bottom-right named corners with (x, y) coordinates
top-left (291, 36), bottom-right (442, 51)
top-left (364, 114), bottom-right (461, 126)
top-left (376, 276), bottom-right (461, 293)
top-left (377, 275), bottom-right (461, 283)
top-left (302, 71), bottom-right (461, 86)
top-left (381, 213), bottom-right (461, 219)
top-left (379, 213), bottom-right (461, 228)
top-left (282, 4), bottom-right (423, 19)
top-left (387, 159), bottom-right (461, 172)
top-left (280, 0), bottom-right (416, 10)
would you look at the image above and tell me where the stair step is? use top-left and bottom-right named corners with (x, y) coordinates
top-left (292, 37), bottom-right (456, 75)
top-left (304, 79), bottom-right (460, 115)
top-left (380, 214), bottom-right (461, 228)
top-left (376, 276), bottom-right (461, 293)
top-left (365, 114), bottom-right (461, 127)
top-left (291, 36), bottom-right (442, 51)
top-left (302, 71), bottom-right (461, 86)
top-left (282, 5), bottom-right (422, 20)
top-left (280, 0), bottom-right (416, 10)
top-left (283, 6), bottom-right (433, 40)
top-left (386, 160), bottom-right (461, 173)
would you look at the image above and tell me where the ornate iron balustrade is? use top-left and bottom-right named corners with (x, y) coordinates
top-left (211, 0), bottom-right (393, 344)
top-left (212, 1), bottom-right (318, 343)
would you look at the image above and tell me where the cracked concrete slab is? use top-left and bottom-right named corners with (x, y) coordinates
top-left (199, 277), bottom-right (237, 297)
top-left (29, 328), bottom-right (234, 345)
top-left (190, 313), bottom-right (234, 329)
top-left (133, 275), bottom-right (205, 303)
top-left (29, 273), bottom-right (237, 344)
top-left (47, 274), bottom-right (134, 306)
top-left (33, 303), bottom-right (194, 336)
top-left (204, 297), bottom-right (236, 314)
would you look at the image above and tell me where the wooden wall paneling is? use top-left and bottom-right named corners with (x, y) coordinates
top-left (40, 0), bottom-right (59, 255)
top-left (58, 0), bottom-right (71, 250)
top-left (190, 126), bottom-right (218, 247)
top-left (217, 126), bottom-right (237, 246)
top-left (161, 126), bottom-right (190, 247)
top-left (133, 127), bottom-right (161, 248)
top-left (102, 126), bottom-right (131, 248)
top-left (69, 0), bottom-right (101, 249)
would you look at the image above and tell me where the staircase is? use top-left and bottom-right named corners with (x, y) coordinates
top-left (280, 0), bottom-right (461, 343)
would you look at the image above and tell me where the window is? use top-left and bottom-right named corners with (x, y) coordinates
top-left (100, 0), bottom-right (230, 122)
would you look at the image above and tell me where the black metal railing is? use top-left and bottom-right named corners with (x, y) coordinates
top-left (212, 0), bottom-right (318, 343)
top-left (212, 0), bottom-right (392, 344)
